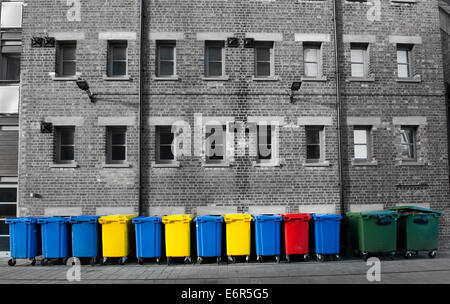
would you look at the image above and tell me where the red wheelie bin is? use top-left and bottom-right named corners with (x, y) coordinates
top-left (282, 213), bottom-right (311, 262)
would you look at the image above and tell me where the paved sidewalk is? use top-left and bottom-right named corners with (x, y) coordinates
top-left (1, 253), bottom-right (450, 284)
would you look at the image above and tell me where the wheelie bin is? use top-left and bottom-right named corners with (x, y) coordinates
top-left (98, 214), bottom-right (136, 265)
top-left (388, 206), bottom-right (442, 258)
top-left (282, 213), bottom-right (311, 263)
top-left (133, 216), bottom-right (162, 265)
top-left (37, 217), bottom-right (71, 265)
top-left (6, 217), bottom-right (41, 266)
top-left (346, 210), bottom-right (398, 261)
top-left (253, 214), bottom-right (282, 263)
top-left (68, 216), bottom-right (101, 266)
top-left (194, 215), bottom-right (223, 264)
top-left (223, 214), bottom-right (253, 263)
top-left (310, 214), bottom-right (342, 262)
top-left (162, 215), bottom-right (193, 264)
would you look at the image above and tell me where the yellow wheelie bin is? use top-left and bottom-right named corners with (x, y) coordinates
top-left (98, 214), bottom-right (136, 265)
top-left (162, 215), bottom-right (193, 264)
top-left (223, 214), bottom-right (253, 263)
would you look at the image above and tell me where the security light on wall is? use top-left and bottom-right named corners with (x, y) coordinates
top-left (76, 79), bottom-right (96, 102)
top-left (290, 81), bottom-right (302, 103)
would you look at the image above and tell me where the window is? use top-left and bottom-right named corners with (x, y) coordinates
top-left (107, 41), bottom-right (127, 77)
top-left (254, 42), bottom-right (274, 77)
top-left (306, 126), bottom-right (324, 163)
top-left (257, 125), bottom-right (273, 162)
top-left (156, 41), bottom-right (176, 77)
top-left (56, 42), bottom-right (76, 77)
top-left (0, 185), bottom-right (17, 253)
top-left (303, 43), bottom-right (321, 78)
top-left (0, 53), bottom-right (20, 81)
top-left (55, 126), bottom-right (75, 164)
top-left (400, 126), bottom-right (417, 160)
top-left (0, 2), bottom-right (23, 28)
top-left (205, 41), bottom-right (224, 77)
top-left (156, 126), bottom-right (175, 163)
top-left (106, 127), bottom-right (127, 164)
top-left (353, 127), bottom-right (371, 161)
top-left (205, 124), bottom-right (226, 164)
top-left (397, 45), bottom-right (412, 78)
top-left (351, 43), bottom-right (369, 78)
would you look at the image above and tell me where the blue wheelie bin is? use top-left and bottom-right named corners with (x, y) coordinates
top-left (311, 214), bottom-right (342, 262)
top-left (37, 217), bottom-right (71, 265)
top-left (68, 216), bottom-right (101, 265)
top-left (6, 217), bottom-right (41, 266)
top-left (253, 214), bottom-right (283, 263)
top-left (133, 216), bottom-right (162, 265)
top-left (194, 215), bottom-right (223, 264)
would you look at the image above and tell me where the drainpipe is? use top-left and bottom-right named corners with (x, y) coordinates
top-left (333, 0), bottom-right (345, 216)
top-left (138, 0), bottom-right (145, 216)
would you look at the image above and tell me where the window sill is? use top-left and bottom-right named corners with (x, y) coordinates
top-left (303, 161), bottom-right (330, 167)
top-left (0, 80), bottom-right (20, 85)
top-left (252, 76), bottom-right (280, 82)
top-left (151, 161), bottom-right (180, 168)
top-left (352, 160), bottom-right (378, 166)
top-left (202, 76), bottom-right (230, 81)
top-left (396, 160), bottom-right (425, 166)
top-left (396, 75), bottom-right (421, 83)
top-left (202, 162), bottom-right (231, 168)
top-left (49, 72), bottom-right (82, 81)
top-left (50, 162), bottom-right (78, 168)
top-left (103, 162), bottom-right (131, 168)
top-left (252, 160), bottom-right (281, 167)
top-left (153, 76), bottom-right (180, 81)
top-left (103, 75), bottom-right (132, 81)
top-left (301, 76), bottom-right (328, 82)
top-left (347, 76), bottom-right (375, 82)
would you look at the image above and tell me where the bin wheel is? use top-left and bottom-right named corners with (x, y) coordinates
top-left (184, 256), bottom-right (192, 264)
top-left (228, 256), bottom-right (235, 264)
top-left (100, 257), bottom-right (107, 265)
top-left (405, 251), bottom-right (413, 259)
top-left (197, 257), bottom-right (203, 264)
top-left (8, 259), bottom-right (16, 267)
top-left (333, 254), bottom-right (339, 261)
top-left (41, 258), bottom-right (49, 266)
top-left (414, 251), bottom-right (419, 256)
top-left (245, 255), bottom-right (250, 263)
top-left (362, 253), bottom-right (369, 262)
top-left (276, 255), bottom-right (280, 264)
top-left (286, 255), bottom-right (291, 263)
top-left (428, 251), bottom-right (437, 258)
top-left (257, 255), bottom-right (262, 263)
top-left (62, 258), bottom-right (69, 265)
top-left (316, 254), bottom-right (325, 262)
top-left (156, 257), bottom-right (161, 265)
top-left (217, 257), bottom-right (221, 265)
top-left (90, 257), bottom-right (97, 266)
top-left (303, 254), bottom-right (310, 262)
top-left (30, 258), bottom-right (36, 266)
top-left (167, 257), bottom-right (172, 265)
top-left (137, 257), bottom-right (144, 265)
top-left (390, 252), bottom-right (396, 260)
top-left (119, 257), bottom-right (128, 265)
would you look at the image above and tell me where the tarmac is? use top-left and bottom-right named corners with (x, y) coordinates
top-left (1, 252), bottom-right (450, 284)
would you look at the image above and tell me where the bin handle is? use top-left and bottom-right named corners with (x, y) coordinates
top-left (376, 217), bottom-right (392, 226)
top-left (413, 216), bottom-right (429, 225)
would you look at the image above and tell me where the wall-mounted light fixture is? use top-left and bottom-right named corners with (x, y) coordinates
top-left (290, 81), bottom-right (302, 103)
top-left (76, 79), bottom-right (96, 103)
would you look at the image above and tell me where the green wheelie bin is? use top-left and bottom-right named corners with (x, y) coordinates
top-left (346, 210), bottom-right (398, 261)
top-left (388, 206), bottom-right (442, 259)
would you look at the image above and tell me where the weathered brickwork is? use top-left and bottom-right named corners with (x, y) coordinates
top-left (14, 0), bottom-right (450, 247)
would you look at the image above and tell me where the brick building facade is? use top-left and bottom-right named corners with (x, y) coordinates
top-left (0, 0), bottom-right (449, 251)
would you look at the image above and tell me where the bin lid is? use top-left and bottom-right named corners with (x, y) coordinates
top-left (37, 217), bottom-right (69, 224)
top-left (346, 210), bottom-right (397, 219)
top-left (311, 214), bottom-right (342, 221)
top-left (194, 215), bottom-right (223, 223)
top-left (253, 214), bottom-right (283, 222)
top-left (223, 214), bottom-right (253, 223)
top-left (132, 216), bottom-right (162, 224)
top-left (162, 214), bottom-right (193, 224)
top-left (68, 216), bottom-right (100, 224)
top-left (281, 213), bottom-right (311, 222)
top-left (388, 206), bottom-right (442, 216)
top-left (5, 217), bottom-right (38, 224)
top-left (98, 214), bottom-right (137, 224)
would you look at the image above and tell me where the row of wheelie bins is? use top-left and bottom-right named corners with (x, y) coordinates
top-left (347, 206), bottom-right (442, 261)
top-left (6, 213), bottom-right (342, 266)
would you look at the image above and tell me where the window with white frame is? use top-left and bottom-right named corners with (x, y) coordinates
top-left (205, 124), bottom-right (227, 164)
top-left (106, 126), bottom-right (127, 164)
top-left (56, 41), bottom-right (77, 77)
top-left (397, 45), bottom-right (413, 78)
top-left (107, 41), bottom-right (127, 77)
top-left (303, 42), bottom-right (322, 78)
top-left (254, 42), bottom-right (274, 78)
top-left (205, 41), bottom-right (225, 77)
top-left (350, 43), bottom-right (369, 78)
top-left (156, 41), bottom-right (176, 77)
top-left (155, 126), bottom-right (175, 164)
top-left (305, 126), bottom-right (324, 163)
top-left (353, 127), bottom-right (371, 162)
top-left (257, 124), bottom-right (273, 162)
top-left (0, 184), bottom-right (17, 253)
top-left (0, 2), bottom-right (23, 28)
top-left (55, 126), bottom-right (75, 164)
top-left (400, 126), bottom-right (417, 161)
